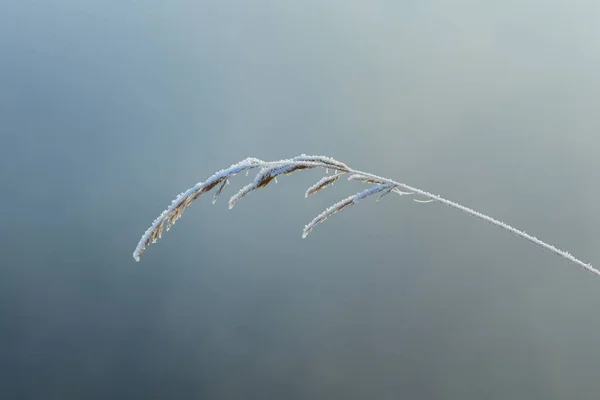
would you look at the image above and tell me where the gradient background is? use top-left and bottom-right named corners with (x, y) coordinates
top-left (2, 1), bottom-right (600, 398)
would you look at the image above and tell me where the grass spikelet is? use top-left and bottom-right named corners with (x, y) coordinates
top-left (302, 195), bottom-right (355, 238)
top-left (133, 154), bottom-right (598, 278)
top-left (212, 179), bottom-right (229, 204)
top-left (228, 163), bottom-right (320, 209)
top-left (302, 184), bottom-right (393, 238)
top-left (292, 154), bottom-right (349, 171)
top-left (228, 182), bottom-right (255, 209)
top-left (305, 174), bottom-right (343, 197)
top-left (352, 183), bottom-right (393, 203)
top-left (376, 186), bottom-right (394, 202)
top-left (347, 174), bottom-right (386, 184)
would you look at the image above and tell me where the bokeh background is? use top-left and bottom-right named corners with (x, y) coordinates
top-left (2, 1), bottom-right (600, 398)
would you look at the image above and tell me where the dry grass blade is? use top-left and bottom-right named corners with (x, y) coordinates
top-left (133, 154), bottom-right (598, 278)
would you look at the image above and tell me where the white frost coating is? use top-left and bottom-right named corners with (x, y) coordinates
top-left (228, 182), bottom-right (255, 209)
top-left (133, 154), bottom-right (597, 277)
top-left (133, 157), bottom-right (264, 261)
top-left (293, 154), bottom-right (349, 170)
top-left (393, 188), bottom-right (414, 196)
top-left (302, 184), bottom-right (392, 238)
top-left (413, 198), bottom-right (435, 203)
top-left (352, 184), bottom-right (393, 203)
top-left (212, 179), bottom-right (228, 204)
top-left (347, 174), bottom-right (364, 181)
top-left (348, 169), bottom-right (599, 276)
top-left (228, 162), bottom-right (321, 209)
top-left (134, 157), bottom-right (337, 262)
top-left (347, 174), bottom-right (385, 184)
top-left (376, 186), bottom-right (394, 202)
top-left (302, 194), bottom-right (355, 238)
top-left (268, 162), bottom-right (318, 175)
top-left (305, 174), bottom-right (342, 197)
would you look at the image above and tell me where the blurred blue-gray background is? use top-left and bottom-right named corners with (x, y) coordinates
top-left (2, 1), bottom-right (600, 398)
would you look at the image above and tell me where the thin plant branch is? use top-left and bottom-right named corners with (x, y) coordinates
top-left (133, 154), bottom-right (597, 277)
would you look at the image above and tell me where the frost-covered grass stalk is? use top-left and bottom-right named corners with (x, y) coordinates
top-left (133, 154), bottom-right (598, 276)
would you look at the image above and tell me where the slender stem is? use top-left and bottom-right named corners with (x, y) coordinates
top-left (348, 167), bottom-right (598, 276)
